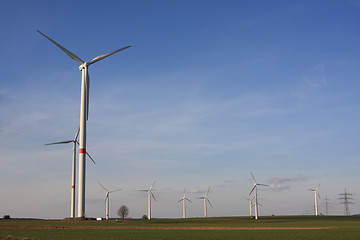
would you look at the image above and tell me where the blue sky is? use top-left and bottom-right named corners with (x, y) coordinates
top-left (1, 0), bottom-right (360, 219)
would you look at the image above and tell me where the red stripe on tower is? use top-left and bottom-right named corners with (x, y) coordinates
top-left (79, 148), bottom-right (86, 154)
top-left (72, 185), bottom-right (75, 189)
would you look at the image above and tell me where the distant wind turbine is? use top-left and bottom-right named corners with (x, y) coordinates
top-left (139, 181), bottom-right (156, 219)
top-left (243, 196), bottom-right (255, 217)
top-left (249, 172), bottom-right (268, 220)
top-left (38, 30), bottom-right (131, 217)
top-left (309, 183), bottom-right (321, 216)
top-left (98, 181), bottom-right (122, 220)
top-left (197, 187), bottom-right (212, 218)
top-left (178, 189), bottom-right (192, 218)
top-left (44, 127), bottom-right (95, 218)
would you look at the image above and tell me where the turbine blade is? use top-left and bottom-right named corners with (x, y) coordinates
top-left (177, 199), bottom-right (183, 203)
top-left (309, 189), bottom-right (316, 191)
top-left (186, 198), bottom-right (192, 203)
top-left (149, 180), bottom-right (156, 191)
top-left (74, 141), bottom-right (95, 164)
top-left (197, 197), bottom-right (205, 199)
top-left (98, 181), bottom-right (108, 192)
top-left (151, 192), bottom-right (156, 201)
top-left (258, 184), bottom-right (269, 187)
top-left (205, 187), bottom-right (210, 198)
top-left (74, 127), bottom-right (80, 141)
top-left (44, 140), bottom-right (73, 145)
top-left (37, 30), bottom-right (84, 64)
top-left (89, 46), bottom-right (131, 65)
top-left (250, 172), bottom-right (256, 183)
top-left (318, 193), bottom-right (321, 199)
top-left (109, 188), bottom-right (122, 193)
top-left (249, 186), bottom-right (256, 195)
top-left (138, 190), bottom-right (148, 192)
top-left (86, 151), bottom-right (96, 164)
top-left (207, 199), bottom-right (213, 208)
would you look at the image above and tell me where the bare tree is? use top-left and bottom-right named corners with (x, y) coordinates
top-left (118, 205), bottom-right (129, 220)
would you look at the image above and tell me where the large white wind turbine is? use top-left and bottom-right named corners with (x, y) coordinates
top-left (197, 187), bottom-right (212, 218)
top-left (38, 30), bottom-right (131, 217)
top-left (45, 127), bottom-right (95, 218)
top-left (139, 181), bottom-right (156, 219)
top-left (249, 172), bottom-right (268, 220)
top-left (309, 183), bottom-right (321, 216)
top-left (98, 181), bottom-right (122, 220)
top-left (177, 189), bottom-right (192, 219)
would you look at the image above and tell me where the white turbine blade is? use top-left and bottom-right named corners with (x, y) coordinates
top-left (45, 140), bottom-right (73, 145)
top-left (197, 197), bottom-right (205, 199)
top-left (149, 180), bottom-right (156, 191)
top-left (151, 192), bottom-right (156, 201)
top-left (249, 186), bottom-right (256, 195)
top-left (243, 197), bottom-right (250, 201)
top-left (316, 183), bottom-right (321, 190)
top-left (207, 199), bottom-right (213, 208)
top-left (85, 150), bottom-right (96, 164)
top-left (206, 187), bottom-right (210, 197)
top-left (75, 141), bottom-right (96, 164)
top-left (89, 46), bottom-right (131, 65)
top-left (318, 193), bottom-right (321, 199)
top-left (258, 183), bottom-right (269, 187)
top-left (185, 198), bottom-right (192, 203)
top-left (109, 188), bottom-right (122, 193)
top-left (138, 189), bottom-right (148, 192)
top-left (177, 199), bottom-right (183, 203)
top-left (37, 30), bottom-right (84, 64)
top-left (309, 189), bottom-right (316, 191)
top-left (250, 172), bottom-right (256, 183)
top-left (98, 181), bottom-right (109, 192)
top-left (74, 127), bottom-right (80, 141)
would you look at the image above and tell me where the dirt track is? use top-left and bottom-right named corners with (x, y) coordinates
top-left (0, 225), bottom-right (336, 230)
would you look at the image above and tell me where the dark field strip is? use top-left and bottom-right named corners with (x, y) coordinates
top-left (0, 225), bottom-right (337, 230)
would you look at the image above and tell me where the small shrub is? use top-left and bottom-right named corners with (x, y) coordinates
top-left (142, 215), bottom-right (148, 219)
top-left (3, 215), bottom-right (10, 220)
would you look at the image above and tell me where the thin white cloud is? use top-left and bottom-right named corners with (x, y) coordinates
top-left (267, 174), bottom-right (308, 191)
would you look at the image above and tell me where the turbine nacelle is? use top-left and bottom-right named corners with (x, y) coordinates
top-left (79, 62), bottom-right (89, 71)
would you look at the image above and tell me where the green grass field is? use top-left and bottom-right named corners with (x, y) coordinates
top-left (1, 215), bottom-right (359, 240)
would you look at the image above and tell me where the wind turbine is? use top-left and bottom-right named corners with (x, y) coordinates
top-left (139, 181), bottom-right (156, 219)
top-left (98, 181), bottom-right (122, 220)
top-left (309, 183), bottom-right (321, 216)
top-left (249, 172), bottom-right (268, 220)
top-left (243, 196), bottom-right (254, 217)
top-left (38, 30), bottom-right (131, 217)
top-left (45, 127), bottom-right (95, 218)
top-left (197, 187), bottom-right (212, 218)
top-left (177, 189), bottom-right (192, 218)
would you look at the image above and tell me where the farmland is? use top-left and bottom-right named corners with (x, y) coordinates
top-left (1, 215), bottom-right (359, 240)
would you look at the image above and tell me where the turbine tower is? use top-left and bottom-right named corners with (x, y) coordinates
top-left (38, 30), bottom-right (131, 217)
top-left (197, 187), bottom-right (212, 218)
top-left (45, 127), bottom-right (95, 218)
top-left (98, 181), bottom-right (122, 220)
top-left (178, 189), bottom-right (192, 218)
top-left (308, 183), bottom-right (321, 216)
top-left (139, 181), bottom-right (156, 219)
top-left (249, 172), bottom-right (268, 220)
